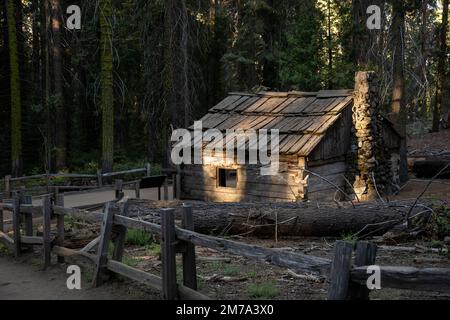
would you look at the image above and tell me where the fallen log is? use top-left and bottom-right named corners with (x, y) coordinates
top-left (413, 160), bottom-right (450, 179)
top-left (125, 200), bottom-right (419, 237)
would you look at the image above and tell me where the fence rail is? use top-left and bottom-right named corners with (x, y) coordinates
top-left (2, 164), bottom-right (152, 198)
top-left (0, 195), bottom-right (449, 300)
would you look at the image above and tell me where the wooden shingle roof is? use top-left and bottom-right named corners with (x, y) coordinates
top-left (191, 90), bottom-right (353, 156)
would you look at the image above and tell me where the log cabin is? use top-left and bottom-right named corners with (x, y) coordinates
top-left (178, 72), bottom-right (402, 202)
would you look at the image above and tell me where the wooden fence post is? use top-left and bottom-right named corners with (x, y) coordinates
top-left (55, 194), bottom-right (65, 263)
top-left (172, 173), bottom-right (177, 199)
top-left (112, 225), bottom-right (127, 262)
top-left (23, 195), bottom-right (33, 237)
top-left (92, 203), bottom-right (114, 287)
top-left (135, 182), bottom-right (141, 199)
top-left (181, 204), bottom-right (197, 290)
top-left (42, 196), bottom-right (52, 269)
top-left (115, 179), bottom-right (123, 200)
top-left (146, 163), bottom-right (151, 177)
top-left (5, 175), bottom-right (11, 198)
top-left (327, 241), bottom-right (354, 300)
top-left (349, 241), bottom-right (378, 300)
top-left (0, 193), bottom-right (3, 232)
top-left (161, 208), bottom-right (178, 300)
top-left (111, 203), bottom-right (128, 262)
top-left (12, 195), bottom-right (21, 257)
top-left (23, 195), bottom-right (33, 252)
top-left (176, 168), bottom-right (181, 200)
top-left (45, 171), bottom-right (50, 193)
top-left (97, 169), bottom-right (103, 188)
top-left (163, 177), bottom-right (169, 201)
top-left (53, 187), bottom-right (59, 202)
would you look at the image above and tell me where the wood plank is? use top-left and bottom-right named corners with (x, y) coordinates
top-left (296, 135), bottom-right (324, 156)
top-left (161, 208), bottom-right (178, 300)
top-left (349, 241), bottom-right (378, 300)
top-left (317, 89), bottom-right (352, 98)
top-left (271, 97), bottom-right (298, 113)
top-left (107, 260), bottom-right (162, 291)
top-left (211, 95), bottom-right (242, 111)
top-left (21, 236), bottom-right (44, 245)
top-left (112, 225), bottom-right (127, 262)
top-left (42, 196), bottom-right (52, 269)
top-left (175, 227), bottom-right (331, 276)
top-left (302, 98), bottom-right (334, 114)
top-left (223, 96), bottom-right (251, 111)
top-left (0, 231), bottom-right (14, 251)
top-left (56, 195), bottom-right (65, 263)
top-left (282, 97), bottom-right (316, 114)
top-left (0, 193), bottom-right (3, 232)
top-left (12, 196), bottom-right (21, 257)
top-left (113, 215), bottom-right (332, 276)
top-left (327, 241), bottom-right (353, 300)
top-left (254, 97), bottom-right (287, 113)
top-left (242, 97), bottom-right (269, 113)
top-left (81, 236), bottom-right (100, 253)
top-left (92, 203), bottom-right (115, 287)
top-left (107, 260), bottom-right (210, 300)
top-left (181, 204), bottom-right (198, 290)
top-left (234, 96), bottom-right (261, 112)
top-left (351, 266), bottom-right (450, 293)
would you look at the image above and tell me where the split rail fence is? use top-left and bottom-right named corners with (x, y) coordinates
top-left (1, 165), bottom-right (181, 204)
top-left (0, 194), bottom-right (449, 300)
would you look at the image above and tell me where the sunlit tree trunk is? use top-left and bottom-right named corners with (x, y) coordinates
top-left (100, 0), bottom-right (114, 173)
top-left (6, 0), bottom-right (22, 177)
top-left (432, 0), bottom-right (449, 132)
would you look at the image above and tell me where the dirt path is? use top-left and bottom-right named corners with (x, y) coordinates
top-left (0, 255), bottom-right (151, 300)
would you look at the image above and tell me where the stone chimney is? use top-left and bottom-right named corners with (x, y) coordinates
top-left (351, 71), bottom-right (385, 201)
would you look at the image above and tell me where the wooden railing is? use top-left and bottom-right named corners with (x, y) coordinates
top-left (2, 164), bottom-right (152, 198)
top-left (0, 195), bottom-right (449, 300)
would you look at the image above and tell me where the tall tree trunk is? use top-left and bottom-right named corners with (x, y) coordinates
top-left (41, 0), bottom-right (52, 172)
top-left (352, 0), bottom-right (382, 69)
top-left (390, 1), bottom-right (408, 183)
top-left (327, 0), bottom-right (333, 89)
top-left (433, 0), bottom-right (449, 131)
top-left (51, 0), bottom-right (66, 170)
top-left (163, 0), bottom-right (189, 165)
top-left (6, 0), bottom-right (22, 177)
top-left (31, 0), bottom-right (42, 102)
top-left (418, 0), bottom-right (429, 117)
top-left (100, 0), bottom-right (114, 174)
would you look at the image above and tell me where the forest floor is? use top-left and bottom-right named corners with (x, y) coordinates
top-left (0, 130), bottom-right (449, 300)
top-left (0, 253), bottom-right (154, 300)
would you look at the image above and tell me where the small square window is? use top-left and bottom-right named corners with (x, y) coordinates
top-left (218, 169), bottom-right (237, 188)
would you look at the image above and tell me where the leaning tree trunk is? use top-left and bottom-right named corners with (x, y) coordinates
top-left (123, 200), bottom-right (421, 237)
top-left (6, 0), bottom-right (22, 177)
top-left (100, 0), bottom-right (114, 174)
